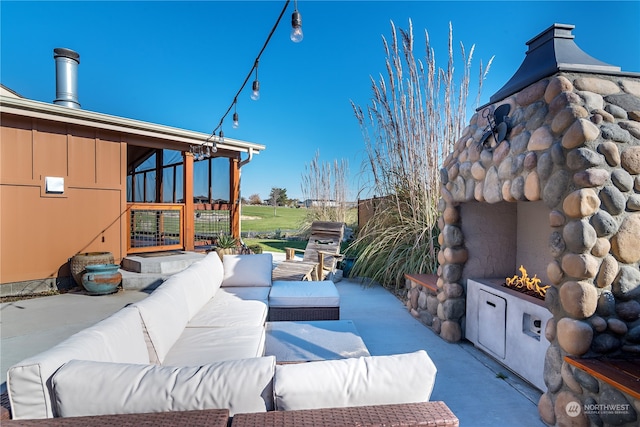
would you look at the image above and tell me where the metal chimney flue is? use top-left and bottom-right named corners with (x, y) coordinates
top-left (53, 48), bottom-right (81, 108)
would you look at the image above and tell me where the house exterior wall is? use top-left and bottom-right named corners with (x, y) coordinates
top-left (0, 114), bottom-right (127, 292)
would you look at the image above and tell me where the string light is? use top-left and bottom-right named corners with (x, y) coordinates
top-left (207, 0), bottom-right (301, 142)
top-left (290, 0), bottom-right (303, 42)
top-left (232, 100), bottom-right (239, 128)
top-left (250, 63), bottom-right (260, 101)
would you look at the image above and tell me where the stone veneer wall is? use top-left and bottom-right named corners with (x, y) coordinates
top-left (423, 72), bottom-right (640, 427)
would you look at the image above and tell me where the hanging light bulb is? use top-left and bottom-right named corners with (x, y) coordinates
top-left (251, 80), bottom-right (260, 101)
top-left (232, 101), bottom-right (239, 128)
top-left (250, 62), bottom-right (260, 101)
top-left (218, 130), bottom-right (224, 144)
top-left (290, 1), bottom-right (303, 43)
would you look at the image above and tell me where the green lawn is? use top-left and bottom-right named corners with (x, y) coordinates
top-left (240, 205), bottom-right (308, 233)
top-left (240, 205), bottom-right (357, 253)
top-left (242, 238), bottom-right (307, 253)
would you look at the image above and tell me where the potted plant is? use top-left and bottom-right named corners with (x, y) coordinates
top-left (215, 233), bottom-right (239, 259)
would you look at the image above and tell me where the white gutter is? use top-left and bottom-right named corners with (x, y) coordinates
top-left (0, 95), bottom-right (265, 155)
top-left (238, 147), bottom-right (254, 168)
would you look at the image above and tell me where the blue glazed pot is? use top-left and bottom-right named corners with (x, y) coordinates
top-left (81, 264), bottom-right (121, 295)
top-left (340, 257), bottom-right (356, 277)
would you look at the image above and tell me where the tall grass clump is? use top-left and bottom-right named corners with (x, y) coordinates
top-left (349, 20), bottom-right (492, 289)
top-left (300, 150), bottom-right (350, 231)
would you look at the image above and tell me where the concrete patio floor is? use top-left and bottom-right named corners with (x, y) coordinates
top-left (1, 256), bottom-right (545, 426)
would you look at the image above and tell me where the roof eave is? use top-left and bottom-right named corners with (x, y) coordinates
top-left (0, 95), bottom-right (265, 154)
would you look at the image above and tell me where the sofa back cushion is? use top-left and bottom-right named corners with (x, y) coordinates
top-left (273, 351), bottom-right (437, 411)
top-left (52, 356), bottom-right (276, 417)
top-left (222, 253), bottom-right (272, 287)
top-left (195, 251), bottom-right (224, 293)
top-left (7, 306), bottom-right (148, 420)
top-left (180, 252), bottom-right (224, 317)
top-left (133, 283), bottom-right (190, 364)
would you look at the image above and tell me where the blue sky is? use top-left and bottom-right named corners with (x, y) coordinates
top-left (2, 1), bottom-right (639, 201)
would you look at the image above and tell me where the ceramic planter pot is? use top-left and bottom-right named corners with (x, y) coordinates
top-left (81, 264), bottom-right (121, 295)
top-left (70, 252), bottom-right (114, 287)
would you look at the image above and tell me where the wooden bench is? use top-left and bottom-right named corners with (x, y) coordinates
top-left (404, 273), bottom-right (438, 293)
top-left (272, 261), bottom-right (318, 281)
top-left (564, 356), bottom-right (640, 400)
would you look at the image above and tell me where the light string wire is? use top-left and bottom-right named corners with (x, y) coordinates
top-left (207, 0), bottom-right (291, 144)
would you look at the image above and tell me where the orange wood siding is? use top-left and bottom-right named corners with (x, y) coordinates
top-left (0, 185), bottom-right (124, 283)
top-left (0, 116), bottom-right (34, 183)
top-left (1, 114), bottom-right (127, 284)
top-left (34, 121), bottom-right (68, 178)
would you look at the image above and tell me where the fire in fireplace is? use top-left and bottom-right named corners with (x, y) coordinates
top-left (504, 265), bottom-right (550, 300)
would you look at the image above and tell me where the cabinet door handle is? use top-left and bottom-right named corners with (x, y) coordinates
top-left (486, 301), bottom-right (496, 307)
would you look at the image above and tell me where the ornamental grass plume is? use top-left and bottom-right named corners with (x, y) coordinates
top-left (349, 20), bottom-right (492, 289)
top-left (300, 150), bottom-right (350, 227)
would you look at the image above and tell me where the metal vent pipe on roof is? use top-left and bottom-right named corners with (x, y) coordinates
top-left (53, 48), bottom-right (81, 108)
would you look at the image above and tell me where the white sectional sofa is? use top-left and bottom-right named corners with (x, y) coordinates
top-left (7, 252), bottom-right (437, 420)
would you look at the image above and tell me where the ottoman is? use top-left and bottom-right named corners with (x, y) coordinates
top-left (268, 281), bottom-right (340, 321)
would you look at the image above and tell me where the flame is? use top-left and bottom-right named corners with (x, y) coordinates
top-left (505, 265), bottom-right (550, 298)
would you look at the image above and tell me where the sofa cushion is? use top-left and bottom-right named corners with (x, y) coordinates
top-left (187, 295), bottom-right (268, 328)
top-left (52, 356), bottom-right (276, 417)
top-left (222, 254), bottom-right (272, 287)
top-left (184, 252), bottom-right (224, 312)
top-left (273, 350), bottom-right (437, 411)
top-left (165, 266), bottom-right (207, 319)
top-left (218, 286), bottom-right (270, 303)
top-left (133, 284), bottom-right (190, 364)
top-left (269, 281), bottom-right (340, 307)
top-left (7, 306), bottom-right (148, 420)
top-left (162, 326), bottom-right (266, 366)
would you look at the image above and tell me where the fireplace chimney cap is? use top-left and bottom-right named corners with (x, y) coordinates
top-left (485, 23), bottom-right (632, 107)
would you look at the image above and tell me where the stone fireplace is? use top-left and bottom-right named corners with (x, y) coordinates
top-left (419, 23), bottom-right (639, 427)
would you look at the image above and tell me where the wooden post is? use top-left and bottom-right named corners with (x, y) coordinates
top-left (208, 158), bottom-right (213, 204)
top-left (155, 149), bottom-right (163, 203)
top-left (155, 150), bottom-right (164, 244)
top-left (230, 157), bottom-right (241, 239)
top-left (183, 151), bottom-right (195, 251)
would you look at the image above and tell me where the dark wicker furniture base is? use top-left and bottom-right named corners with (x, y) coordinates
top-left (231, 402), bottom-right (459, 427)
top-left (2, 409), bottom-right (229, 426)
top-left (268, 306), bottom-right (339, 321)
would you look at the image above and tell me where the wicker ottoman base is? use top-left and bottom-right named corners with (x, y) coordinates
top-left (231, 402), bottom-right (459, 427)
top-left (268, 306), bottom-right (339, 321)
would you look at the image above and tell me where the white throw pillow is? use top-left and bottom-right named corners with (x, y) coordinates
top-left (52, 356), bottom-right (276, 417)
top-left (274, 350), bottom-right (437, 411)
top-left (222, 254), bottom-right (272, 287)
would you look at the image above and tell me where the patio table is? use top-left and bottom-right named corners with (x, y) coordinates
top-left (2, 409), bottom-right (229, 426)
top-left (231, 401), bottom-right (459, 427)
top-left (265, 320), bottom-right (370, 363)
